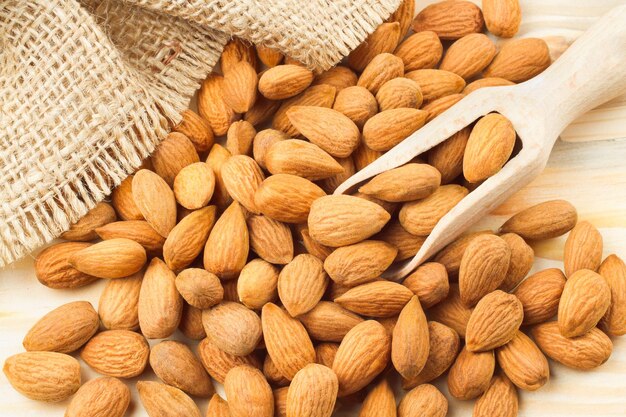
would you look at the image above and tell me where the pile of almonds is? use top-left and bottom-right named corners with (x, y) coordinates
top-left (3, 1), bottom-right (624, 417)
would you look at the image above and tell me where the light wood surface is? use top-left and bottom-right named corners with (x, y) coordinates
top-left (1, 1), bottom-right (626, 416)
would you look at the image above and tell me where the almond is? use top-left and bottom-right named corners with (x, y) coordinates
top-left (278, 254), bottom-right (328, 317)
top-left (255, 174), bottom-right (326, 223)
top-left (266, 139), bottom-right (344, 180)
top-left (207, 394), bottom-right (231, 417)
top-left (256, 45), bottom-right (283, 67)
top-left (137, 381), bottom-right (201, 417)
top-left (466, 290), bottom-right (523, 351)
top-left (496, 331), bottom-right (549, 391)
top-left (422, 93), bottom-right (465, 122)
top-left (315, 343), bottom-right (339, 368)
top-left (313, 66), bottom-right (358, 91)
top-left (483, 0), bottom-right (521, 37)
top-left (223, 60), bottom-right (258, 113)
top-left (262, 303), bottom-right (316, 380)
top-left (287, 106), bottom-right (360, 158)
top-left (357, 53), bottom-right (405, 94)
top-left (221, 38), bottom-right (257, 73)
top-left (175, 268), bottom-right (223, 309)
top-left (319, 156), bottom-right (356, 194)
top-left (226, 120), bottom-right (256, 155)
top-left (352, 144), bottom-right (382, 172)
top-left (206, 144), bottom-right (233, 209)
top-left (558, 269), bottom-right (611, 337)
top-left (65, 377), bottom-right (130, 417)
top-left (246, 95), bottom-right (282, 127)
top-left (259, 65), bottom-right (314, 100)
top-left (111, 176), bottom-right (144, 221)
top-left (499, 233), bottom-right (534, 292)
top-left (332, 320), bottom-right (391, 397)
top-left (392, 296), bottom-right (430, 380)
top-left (299, 225), bottom-right (334, 261)
top-left (333, 86), bottom-right (378, 128)
top-left (273, 84), bottom-right (337, 137)
top-left (253, 129), bottom-right (288, 169)
top-left (225, 365), bottom-right (274, 417)
top-left (247, 214), bottom-right (294, 264)
top-left (513, 268), bottom-right (566, 325)
top-left (399, 184), bottom-right (469, 237)
top-left (388, 0), bottom-right (415, 38)
top-left (500, 200), bottom-right (578, 240)
top-left (237, 259), bottom-right (279, 309)
top-left (204, 202), bottom-right (249, 279)
top-left (179, 304), bottom-right (206, 340)
top-left (352, 190), bottom-right (398, 215)
top-left (287, 364), bottom-right (338, 417)
top-left (299, 301), bottom-right (364, 342)
top-left (335, 280), bottom-right (413, 318)
top-left (96, 220), bottom-right (165, 256)
top-left (132, 169), bottom-right (177, 237)
top-left (81, 330), bottom-right (149, 378)
top-left (359, 163), bottom-right (441, 203)
top-left (173, 162), bottom-right (215, 210)
top-left (69, 238), bottom-right (146, 279)
top-left (152, 132), bottom-right (200, 186)
top-left (434, 230), bottom-right (493, 277)
top-left (403, 262), bottom-right (449, 308)
top-left (138, 257), bottom-right (183, 339)
top-left (3, 351), bottom-right (80, 402)
top-left (484, 38), bottom-right (551, 82)
top-left (459, 234), bottom-right (511, 306)
top-left (404, 69), bottom-right (466, 102)
top-left (358, 379), bottom-right (395, 417)
top-left (308, 195), bottom-right (391, 247)
top-left (199, 73), bottom-right (240, 135)
top-left (447, 346), bottom-right (495, 400)
top-left (440, 34), bottom-right (497, 79)
top-left (263, 354), bottom-right (290, 387)
top-left (411, 1), bottom-right (484, 40)
top-left (564, 220), bottom-right (603, 277)
top-left (274, 387), bottom-right (289, 417)
top-left (222, 155), bottom-right (265, 214)
top-left (35, 242), bottom-right (97, 289)
top-left (99, 272), bottom-right (142, 330)
top-left (348, 22), bottom-right (401, 71)
top-left (362, 108), bottom-right (428, 151)
top-left (23, 301), bottom-right (98, 353)
top-left (402, 321), bottom-right (460, 389)
top-left (473, 374), bottom-right (518, 417)
top-left (323, 240), bottom-right (397, 287)
top-left (531, 321), bottom-right (612, 370)
top-left (394, 31), bottom-right (442, 71)
top-left (163, 206), bottom-right (217, 271)
top-left (397, 384), bottom-right (448, 417)
top-left (428, 285), bottom-right (472, 338)
top-left (150, 340), bottom-right (214, 397)
top-left (61, 202), bottom-right (117, 241)
top-left (203, 301), bottom-right (262, 356)
top-left (598, 254), bottom-right (626, 336)
top-left (197, 338), bottom-right (261, 384)
top-left (376, 77), bottom-right (423, 111)
top-left (464, 77), bottom-right (516, 94)
top-left (172, 109), bottom-right (215, 152)
top-left (375, 220), bottom-right (426, 262)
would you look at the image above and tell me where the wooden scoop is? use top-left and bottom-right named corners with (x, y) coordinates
top-left (335, 5), bottom-right (626, 281)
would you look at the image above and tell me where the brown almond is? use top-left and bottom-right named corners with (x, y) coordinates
top-left (96, 220), bottom-right (165, 256)
top-left (137, 381), bottom-right (201, 417)
top-left (298, 226), bottom-right (334, 261)
top-left (99, 272), bottom-right (142, 330)
top-left (266, 139), bottom-right (344, 180)
top-left (392, 296), bottom-right (430, 380)
top-left (203, 301), bottom-right (262, 356)
top-left (132, 169), bottom-right (177, 237)
top-left (353, 142), bottom-right (383, 171)
top-left (273, 84), bottom-right (337, 137)
top-left (362, 108), bottom-right (428, 151)
top-left (496, 331), bottom-right (549, 391)
top-left (198, 74), bottom-right (240, 136)
top-left (313, 65), bottom-right (358, 91)
top-left (163, 206), bottom-right (217, 271)
top-left (315, 343), bottom-right (339, 368)
top-left (483, 0), bottom-right (522, 37)
top-left (388, 0), bottom-right (415, 38)
top-left (152, 132), bottom-right (200, 186)
top-left (138, 258), bottom-right (183, 338)
top-left (287, 364), bottom-right (338, 417)
top-left (35, 242), bottom-right (97, 289)
top-left (464, 77), bottom-right (516, 94)
top-left (81, 330), bottom-right (149, 378)
top-left (65, 377), bottom-right (130, 417)
top-left (513, 268), bottom-right (566, 325)
top-left (237, 259), bottom-right (279, 310)
top-left (69, 238), bottom-right (146, 279)
top-left (448, 346), bottom-right (495, 400)
top-left (204, 201), bottom-right (249, 279)
top-left (299, 301), bottom-right (364, 342)
top-left (223, 60), bottom-right (258, 113)
top-left (599, 254), bottom-right (626, 336)
top-left (357, 53), bottom-right (405, 94)
top-left (173, 162), bottom-right (215, 210)
top-left (172, 109), bottom-right (215, 153)
top-left (245, 95), bottom-right (282, 127)
top-left (428, 285), bottom-right (472, 338)
top-left (179, 304), bottom-right (206, 340)
top-left (175, 268), bottom-right (223, 309)
top-left (255, 174), bottom-right (326, 223)
top-left (499, 233), bottom-right (534, 292)
top-left (405, 69), bottom-right (466, 102)
top-left (278, 254), bottom-right (328, 317)
top-left (324, 240), bottom-right (397, 287)
top-left (225, 365), bottom-right (274, 417)
top-left (434, 230), bottom-right (493, 277)
top-left (332, 320), bottom-right (391, 397)
top-left (564, 220), bottom-right (603, 277)
top-left (398, 384), bottom-right (448, 417)
top-left (253, 129), bottom-right (288, 169)
top-left (422, 93), bottom-right (465, 122)
top-left (247, 214), bottom-right (294, 264)
top-left (206, 144), bottom-right (233, 209)
top-left (274, 387), bottom-right (289, 417)
top-left (263, 354), bottom-right (290, 387)
top-left (207, 394), bottom-right (231, 417)
top-left (256, 45), bottom-right (283, 67)
top-left (61, 202), bottom-right (116, 241)
top-left (558, 269), bottom-right (610, 338)
top-left (333, 86), bottom-right (378, 128)
top-left (259, 65), bottom-right (314, 100)
top-left (111, 176), bottom-right (144, 221)
top-left (221, 38), bottom-right (257, 74)
top-left (440, 34), bottom-right (497, 79)
top-left (319, 156), bottom-right (356, 194)
top-left (197, 338), bottom-right (261, 384)
top-left (348, 22), bottom-right (401, 71)
top-left (473, 374), bottom-right (518, 417)
top-left (466, 290), bottom-right (523, 351)
top-left (411, 1), bottom-right (484, 40)
top-left (222, 155), bottom-right (265, 214)
top-left (226, 120), bottom-right (256, 156)
top-left (484, 38), bottom-right (551, 82)
top-left (375, 220), bottom-right (426, 262)
top-left (376, 77), bottom-right (423, 111)
top-left (359, 163), bottom-right (441, 203)
top-left (335, 281), bottom-right (414, 318)
top-left (358, 379), bottom-right (396, 417)
top-left (500, 200), bottom-right (578, 240)
top-left (394, 31), bottom-right (443, 71)
top-left (403, 262), bottom-right (449, 308)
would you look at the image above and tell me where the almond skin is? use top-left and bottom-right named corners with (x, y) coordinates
top-left (68, 238), bottom-right (146, 279)
top-left (483, 0), bottom-right (522, 37)
top-left (348, 22), bottom-right (401, 71)
top-left (65, 377), bottom-right (130, 417)
top-left (221, 38), bottom-right (257, 74)
top-left (60, 202), bottom-right (117, 241)
top-left (392, 296), bottom-right (430, 380)
top-left (335, 281), bottom-right (414, 318)
top-left (81, 330), bottom-right (149, 378)
top-left (376, 77), bottom-right (423, 111)
top-left (256, 45), bottom-right (283, 67)
top-left (96, 220), bottom-right (165, 256)
top-left (35, 242), bottom-right (97, 289)
top-left (132, 169), bottom-right (177, 237)
top-left (405, 69), bottom-right (466, 102)
top-left (287, 106), bottom-right (360, 158)
top-left (253, 129), bottom-right (288, 169)
top-left (273, 84), bottom-right (337, 137)
top-left (375, 220), bottom-right (426, 262)
top-left (3, 351), bottom-right (80, 402)
top-left (466, 290), bottom-right (523, 352)
top-left (246, 96), bottom-right (282, 127)
top-left (226, 120), bottom-right (256, 156)
top-left (398, 384), bottom-right (448, 417)
top-left (259, 64), bottom-right (314, 100)
top-left (203, 301), bottom-right (262, 356)
top-left (513, 268), bottom-right (566, 325)
top-left (173, 162), bottom-right (215, 210)
top-left (206, 144), bottom-right (233, 209)
top-left (434, 230), bottom-right (493, 277)
top-left (204, 202), bottom-right (249, 279)
top-left (324, 240), bottom-right (397, 287)
top-left (564, 220), bottom-right (603, 277)
top-left (99, 272), bottom-right (143, 330)
top-left (263, 354), bottom-right (290, 387)
top-left (599, 254), bottom-right (626, 336)
top-left (149, 340), bottom-right (214, 397)
top-left (500, 200), bottom-right (578, 240)
top-left (255, 174), bottom-right (326, 223)
top-left (313, 65), bottom-right (358, 91)
top-left (23, 301), bottom-right (98, 353)
top-left (358, 379), bottom-right (396, 417)
top-left (262, 303), bottom-right (316, 380)
top-left (179, 304), bottom-right (206, 340)
top-left (308, 195), bottom-right (391, 247)
top-left (333, 86), bottom-right (378, 128)
top-left (440, 34), bottom-right (497, 80)
top-left (362, 108), bottom-right (428, 151)
top-left (111, 176), bottom-right (144, 221)
top-left (138, 257), bottom-right (182, 338)
top-left (428, 285), bottom-right (472, 338)
top-left (222, 155), bottom-right (265, 214)
top-left (399, 184), bottom-right (469, 237)
top-left (532, 321), bottom-right (613, 370)
top-left (500, 233), bottom-right (534, 292)
top-left (247, 214), bottom-right (294, 264)
top-left (463, 113), bottom-right (516, 183)
top-left (175, 268), bottom-right (223, 309)
top-left (287, 364), bottom-right (338, 417)
top-left (394, 31), bottom-right (442, 71)
top-left (163, 206), bottom-right (217, 271)
top-left (332, 320), bottom-right (391, 397)
top-left (357, 53), bottom-right (404, 94)
top-left (388, 0), bottom-right (415, 38)
top-left (197, 338), bottom-right (261, 384)
top-left (473, 374), bottom-right (518, 417)
top-left (299, 301), bottom-right (364, 342)
top-left (266, 139), bottom-right (344, 180)
top-left (496, 331), bottom-right (549, 391)
top-left (207, 394), bottom-right (231, 417)
top-left (558, 269), bottom-right (611, 338)
top-left (151, 132), bottom-right (200, 186)
top-left (223, 60), bottom-right (258, 113)
top-left (459, 234), bottom-right (511, 306)
top-left (137, 381), bottom-right (202, 417)
top-left (447, 346), bottom-right (495, 400)
top-left (412, 0), bottom-right (484, 40)
top-left (359, 163), bottom-right (441, 203)
top-left (278, 254), bottom-right (328, 317)
top-left (484, 38), bottom-right (551, 82)
top-left (315, 343), bottom-right (339, 368)
top-left (198, 74), bottom-right (240, 136)
top-left (225, 365), bottom-right (274, 417)
top-left (237, 259), bottom-right (279, 309)
top-left (403, 262), bottom-right (450, 308)
top-left (172, 109), bottom-right (215, 153)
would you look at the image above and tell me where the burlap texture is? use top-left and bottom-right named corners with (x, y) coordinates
top-left (0, 0), bottom-right (401, 267)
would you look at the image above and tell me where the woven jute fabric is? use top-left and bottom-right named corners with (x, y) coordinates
top-left (0, 0), bottom-right (401, 267)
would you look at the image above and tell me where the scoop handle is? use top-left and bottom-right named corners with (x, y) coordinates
top-left (523, 4), bottom-right (626, 138)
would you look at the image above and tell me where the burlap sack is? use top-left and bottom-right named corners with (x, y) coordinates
top-left (0, 0), bottom-right (401, 267)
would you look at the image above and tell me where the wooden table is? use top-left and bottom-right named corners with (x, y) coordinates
top-left (1, 1), bottom-right (626, 416)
